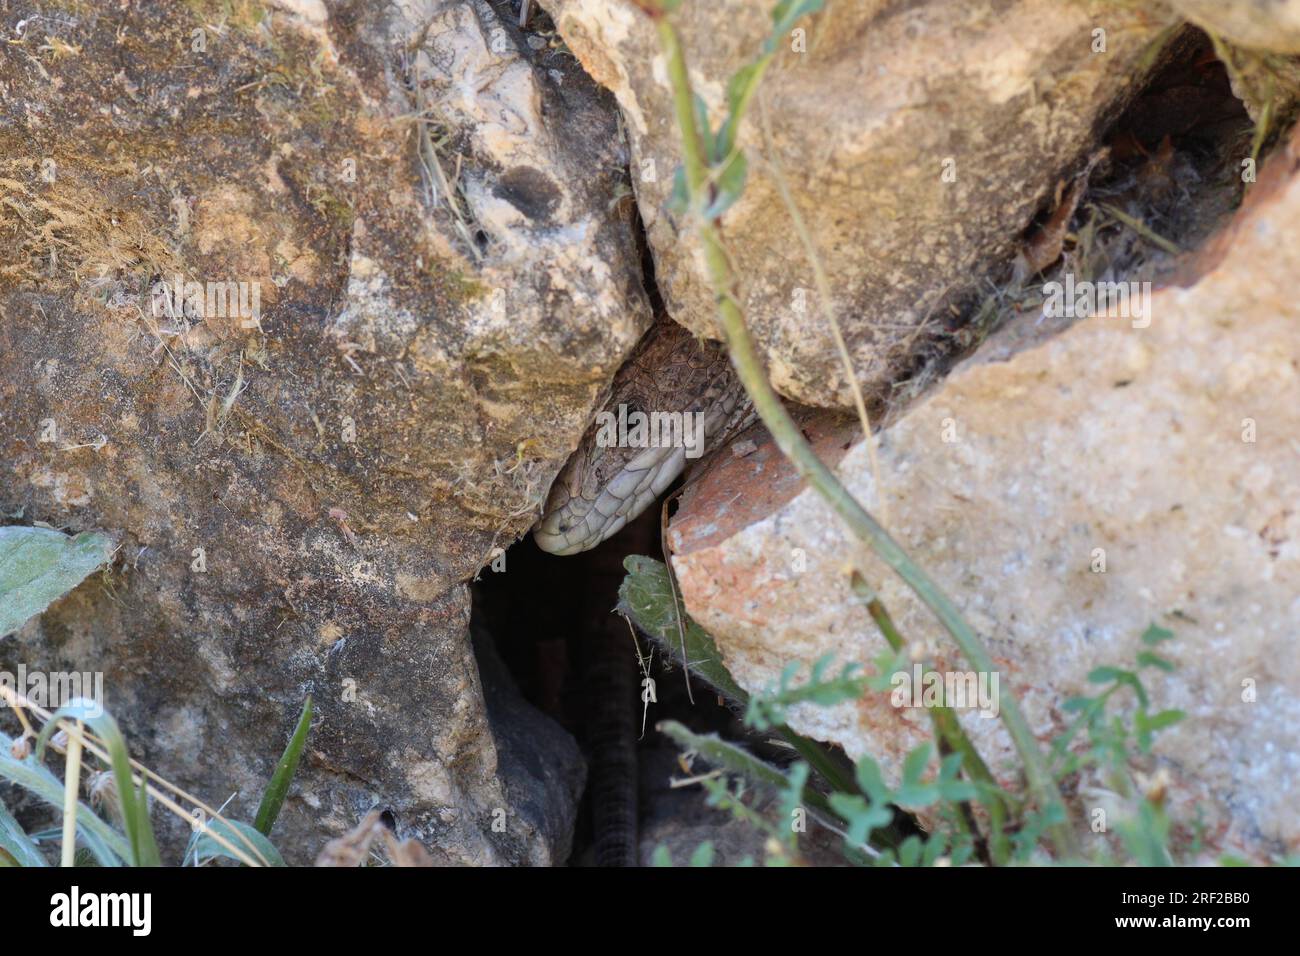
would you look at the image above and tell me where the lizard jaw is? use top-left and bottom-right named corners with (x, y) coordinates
top-left (534, 443), bottom-right (686, 555)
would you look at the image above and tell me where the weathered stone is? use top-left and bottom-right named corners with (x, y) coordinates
top-left (473, 627), bottom-right (585, 866)
top-left (0, 0), bottom-right (643, 863)
top-left (1170, 0), bottom-right (1300, 53)
top-left (547, 0), bottom-right (1174, 409)
top-left (667, 125), bottom-right (1300, 863)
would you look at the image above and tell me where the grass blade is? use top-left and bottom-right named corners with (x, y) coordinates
top-left (0, 730), bottom-right (128, 864)
top-left (190, 818), bottom-right (285, 867)
top-left (254, 694), bottom-right (313, 836)
top-left (657, 719), bottom-right (839, 821)
top-left (35, 700), bottom-right (161, 866)
top-left (0, 798), bottom-right (47, 867)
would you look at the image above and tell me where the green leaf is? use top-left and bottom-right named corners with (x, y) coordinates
top-left (1136, 651), bottom-right (1174, 672)
top-left (618, 555), bottom-right (748, 703)
top-left (922, 833), bottom-right (949, 867)
top-left (1119, 672), bottom-right (1149, 708)
top-left (894, 780), bottom-right (940, 808)
top-left (1140, 623), bottom-right (1175, 646)
top-left (712, 0), bottom-right (822, 161)
top-left (853, 756), bottom-right (891, 804)
top-left (1088, 666), bottom-right (1148, 707)
top-left (1145, 709), bottom-right (1186, 731)
top-left (827, 793), bottom-right (892, 846)
top-left (717, 63), bottom-right (762, 157)
top-left (0, 729), bottom-right (128, 865)
top-left (668, 166), bottom-right (690, 217)
top-left (190, 817), bottom-right (285, 867)
top-left (896, 742), bottom-right (945, 804)
top-left (35, 701), bottom-right (161, 866)
top-left (688, 841), bottom-right (715, 867)
top-left (901, 743), bottom-right (933, 788)
top-left (1116, 799), bottom-right (1172, 867)
top-left (650, 844), bottom-right (672, 867)
top-left (936, 752), bottom-right (978, 802)
top-left (620, 557), bottom-right (856, 794)
top-left (746, 654), bottom-right (866, 730)
top-left (1135, 707), bottom-right (1185, 753)
top-left (0, 527), bottom-right (114, 637)
top-left (778, 660), bottom-right (801, 690)
top-left (656, 720), bottom-right (838, 823)
top-left (897, 834), bottom-right (923, 867)
top-left (866, 646), bottom-right (910, 692)
top-left (770, 0), bottom-right (825, 42)
top-left (254, 695), bottom-right (313, 836)
top-left (725, 62), bottom-right (763, 117)
top-left (1087, 666), bottom-right (1127, 684)
top-left (659, 721), bottom-right (791, 790)
top-left (0, 798), bottom-right (47, 867)
top-left (692, 94), bottom-right (715, 165)
top-left (950, 838), bottom-right (976, 867)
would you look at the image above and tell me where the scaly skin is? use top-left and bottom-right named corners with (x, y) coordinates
top-left (535, 316), bottom-right (754, 555)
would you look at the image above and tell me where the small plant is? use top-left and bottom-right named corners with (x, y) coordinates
top-left (0, 522), bottom-right (312, 867)
top-left (633, 569), bottom-right (1194, 867)
top-left (1, 692), bottom-right (313, 868)
top-left (744, 657), bottom-right (866, 733)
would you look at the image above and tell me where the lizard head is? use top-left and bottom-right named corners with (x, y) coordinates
top-left (533, 436), bottom-right (685, 555)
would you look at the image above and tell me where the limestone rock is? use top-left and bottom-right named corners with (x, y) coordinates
top-left (1170, 0), bottom-right (1300, 53)
top-left (0, 0), bottom-right (643, 863)
top-left (546, 0), bottom-right (1174, 409)
top-left (667, 125), bottom-right (1300, 864)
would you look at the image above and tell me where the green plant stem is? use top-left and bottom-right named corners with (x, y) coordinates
top-left (653, 12), bottom-right (1076, 858)
top-left (777, 727), bottom-right (855, 795)
top-left (659, 720), bottom-right (897, 854)
top-left (850, 573), bottom-right (998, 791)
top-left (850, 572), bottom-right (1009, 862)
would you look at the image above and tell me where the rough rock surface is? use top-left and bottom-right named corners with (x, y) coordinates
top-left (547, 0), bottom-right (1173, 409)
top-left (0, 0), bottom-right (645, 863)
top-left (667, 126), bottom-right (1300, 863)
top-left (1170, 0), bottom-right (1300, 54)
top-left (473, 628), bottom-right (586, 865)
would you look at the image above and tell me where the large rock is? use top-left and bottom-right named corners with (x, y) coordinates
top-left (546, 0), bottom-right (1174, 409)
top-left (0, 0), bottom-right (645, 863)
top-left (666, 125), bottom-right (1300, 863)
top-left (1170, 0), bottom-right (1300, 53)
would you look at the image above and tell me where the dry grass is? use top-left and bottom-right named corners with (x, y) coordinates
top-left (2, 683), bottom-right (273, 867)
top-left (0, 158), bottom-right (184, 290)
